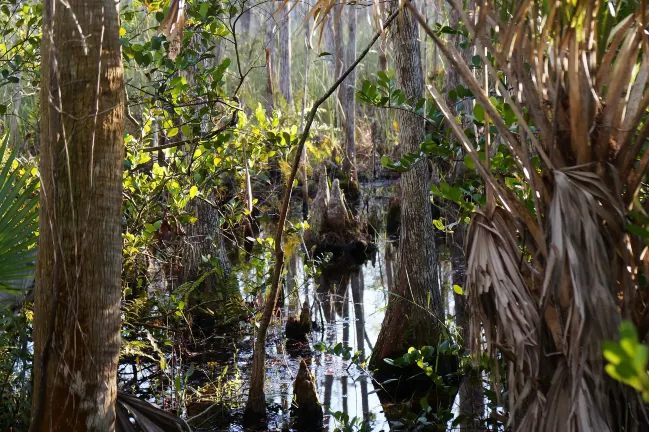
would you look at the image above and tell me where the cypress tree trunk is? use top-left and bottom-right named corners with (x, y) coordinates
top-left (369, 2), bottom-right (442, 371)
top-left (279, 1), bottom-right (293, 108)
top-left (341, 5), bottom-right (356, 179)
top-left (30, 0), bottom-right (124, 429)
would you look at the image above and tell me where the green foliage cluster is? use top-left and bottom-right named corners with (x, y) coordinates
top-left (602, 321), bottom-right (649, 402)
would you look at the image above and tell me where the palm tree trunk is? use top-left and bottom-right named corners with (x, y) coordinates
top-left (30, 0), bottom-right (124, 429)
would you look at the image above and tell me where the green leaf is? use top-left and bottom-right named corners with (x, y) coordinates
top-left (168, 127), bottom-right (179, 137)
top-left (453, 284), bottom-right (464, 295)
top-left (464, 154), bottom-right (475, 170)
top-left (189, 185), bottom-right (198, 199)
top-left (474, 104), bottom-right (485, 122)
top-left (199, 2), bottom-right (209, 17)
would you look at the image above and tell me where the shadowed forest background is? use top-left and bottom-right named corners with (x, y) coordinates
top-left (2, 0), bottom-right (649, 431)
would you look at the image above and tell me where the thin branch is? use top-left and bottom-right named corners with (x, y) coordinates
top-left (141, 108), bottom-right (240, 153)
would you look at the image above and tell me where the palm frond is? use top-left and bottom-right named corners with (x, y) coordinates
top-left (0, 134), bottom-right (38, 293)
top-left (466, 207), bottom-right (540, 424)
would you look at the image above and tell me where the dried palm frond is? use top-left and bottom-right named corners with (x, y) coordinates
top-left (466, 206), bottom-right (540, 423)
top-left (116, 391), bottom-right (184, 432)
top-left (402, 0), bottom-right (649, 429)
top-left (159, 0), bottom-right (186, 60)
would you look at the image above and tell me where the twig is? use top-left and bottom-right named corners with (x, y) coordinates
top-left (141, 108), bottom-right (240, 153)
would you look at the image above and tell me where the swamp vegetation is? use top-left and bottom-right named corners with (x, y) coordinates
top-left (3, 0), bottom-right (649, 431)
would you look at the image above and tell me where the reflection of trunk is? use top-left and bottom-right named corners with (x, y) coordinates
top-left (31, 0), bottom-right (124, 428)
top-left (322, 371), bottom-right (334, 428)
top-left (370, 2), bottom-right (442, 371)
top-left (279, 1), bottom-right (293, 108)
top-left (351, 272), bottom-right (369, 418)
top-left (341, 280), bottom-right (350, 415)
top-left (341, 5), bottom-right (356, 179)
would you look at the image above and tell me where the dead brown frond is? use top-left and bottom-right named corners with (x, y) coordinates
top-left (466, 206), bottom-right (540, 423)
top-left (403, 0), bottom-right (649, 429)
top-left (158, 0), bottom-right (186, 60)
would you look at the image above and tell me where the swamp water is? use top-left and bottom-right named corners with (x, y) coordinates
top-left (118, 185), bottom-right (468, 431)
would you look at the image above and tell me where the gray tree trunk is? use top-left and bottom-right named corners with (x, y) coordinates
top-left (279, 1), bottom-right (293, 108)
top-left (371, 36), bottom-right (388, 175)
top-left (299, 1), bottom-right (311, 220)
top-left (369, 2), bottom-right (442, 371)
top-left (334, 5), bottom-right (344, 128)
top-left (265, 1), bottom-right (277, 112)
top-left (341, 5), bottom-right (356, 178)
top-left (30, 0), bottom-right (124, 429)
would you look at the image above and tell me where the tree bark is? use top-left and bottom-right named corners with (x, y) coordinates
top-left (279, 1), bottom-right (293, 108)
top-left (341, 5), bottom-right (357, 179)
top-left (371, 36), bottom-right (388, 173)
top-left (181, 198), bottom-right (233, 296)
top-left (369, 2), bottom-right (442, 371)
top-left (30, 0), bottom-right (124, 430)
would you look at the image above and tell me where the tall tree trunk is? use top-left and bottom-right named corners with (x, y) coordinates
top-left (299, 1), bottom-right (311, 220)
top-left (266, 48), bottom-right (275, 114)
top-left (279, 1), bottom-right (293, 108)
top-left (240, 5), bottom-right (252, 37)
top-left (334, 5), bottom-right (344, 129)
top-left (341, 5), bottom-right (356, 179)
top-left (30, 0), bottom-right (124, 429)
top-left (369, 2), bottom-right (442, 371)
top-left (265, 1), bottom-right (276, 113)
top-left (371, 36), bottom-right (388, 174)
